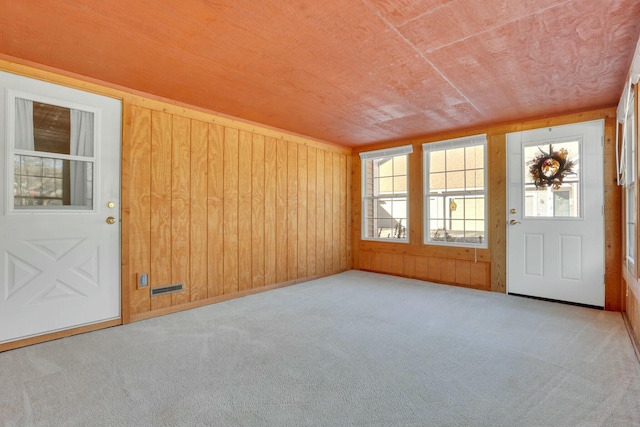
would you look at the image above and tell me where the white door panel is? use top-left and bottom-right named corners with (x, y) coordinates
top-left (0, 71), bottom-right (121, 343)
top-left (507, 120), bottom-right (604, 307)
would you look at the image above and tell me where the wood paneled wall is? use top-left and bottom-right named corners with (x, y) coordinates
top-left (0, 59), bottom-right (351, 345)
top-left (352, 110), bottom-right (623, 310)
top-left (122, 100), bottom-right (351, 321)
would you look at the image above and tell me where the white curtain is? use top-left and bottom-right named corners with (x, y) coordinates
top-left (15, 98), bottom-right (34, 150)
top-left (70, 109), bottom-right (94, 206)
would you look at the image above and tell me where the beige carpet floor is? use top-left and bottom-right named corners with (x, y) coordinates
top-left (1, 270), bottom-right (639, 426)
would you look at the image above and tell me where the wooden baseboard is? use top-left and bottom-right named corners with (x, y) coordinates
top-left (130, 270), bottom-right (347, 323)
top-left (622, 312), bottom-right (640, 364)
top-left (0, 318), bottom-right (122, 353)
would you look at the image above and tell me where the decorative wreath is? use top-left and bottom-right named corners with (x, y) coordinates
top-left (527, 145), bottom-right (576, 189)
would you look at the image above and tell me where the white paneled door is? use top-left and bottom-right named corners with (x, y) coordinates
top-left (506, 120), bottom-right (605, 307)
top-left (0, 71), bottom-right (121, 343)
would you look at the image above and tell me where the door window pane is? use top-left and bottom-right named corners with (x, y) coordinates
top-left (12, 99), bottom-right (95, 210)
top-left (14, 155), bottom-right (93, 208)
top-left (523, 141), bottom-right (580, 218)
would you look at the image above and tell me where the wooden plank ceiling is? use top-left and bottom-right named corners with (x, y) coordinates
top-left (1, 0), bottom-right (640, 147)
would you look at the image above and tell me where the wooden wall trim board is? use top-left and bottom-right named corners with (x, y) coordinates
top-left (623, 265), bottom-right (640, 351)
top-left (353, 109), bottom-right (617, 155)
top-left (0, 55), bottom-right (349, 156)
top-left (604, 117), bottom-right (623, 311)
top-left (129, 271), bottom-right (346, 323)
top-left (0, 319), bottom-right (122, 353)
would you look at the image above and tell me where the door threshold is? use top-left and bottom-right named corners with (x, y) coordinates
top-left (508, 293), bottom-right (604, 310)
top-left (0, 318), bottom-right (122, 353)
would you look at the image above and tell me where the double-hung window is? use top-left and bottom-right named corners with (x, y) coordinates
top-left (423, 134), bottom-right (487, 247)
top-left (360, 145), bottom-right (412, 242)
top-left (625, 89), bottom-right (636, 265)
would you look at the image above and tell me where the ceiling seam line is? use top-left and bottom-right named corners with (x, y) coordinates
top-left (362, 0), bottom-right (482, 115)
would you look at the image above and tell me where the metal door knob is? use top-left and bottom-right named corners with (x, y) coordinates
top-left (106, 216), bottom-right (116, 224)
top-left (509, 219), bottom-right (521, 225)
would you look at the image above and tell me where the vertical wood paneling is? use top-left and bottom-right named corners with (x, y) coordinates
top-left (488, 134), bottom-right (507, 293)
top-left (122, 99), bottom-right (353, 320)
top-left (415, 257), bottom-right (429, 280)
top-left (333, 153), bottom-right (341, 271)
top-left (307, 147), bottom-right (317, 277)
top-left (324, 150), bottom-right (333, 272)
top-left (404, 255), bottom-right (416, 278)
top-left (455, 260), bottom-right (471, 286)
top-left (223, 127), bottom-right (239, 294)
top-left (339, 154), bottom-right (347, 270)
top-left (391, 253), bottom-right (403, 275)
top-left (276, 139), bottom-right (288, 283)
top-left (346, 155), bottom-right (353, 269)
top-left (288, 141), bottom-right (298, 280)
top-left (252, 134), bottom-right (266, 288)
top-left (351, 155), bottom-right (361, 270)
top-left (150, 111), bottom-right (173, 310)
top-left (171, 116), bottom-right (191, 306)
top-left (238, 130), bottom-right (252, 291)
top-left (373, 252), bottom-right (392, 273)
top-left (442, 259), bottom-right (456, 283)
top-left (190, 120), bottom-right (208, 301)
top-left (264, 137), bottom-right (277, 286)
top-left (208, 124), bottom-right (225, 297)
top-left (360, 251), bottom-right (372, 270)
top-left (129, 106), bottom-right (152, 314)
top-left (470, 262), bottom-right (490, 290)
top-left (408, 142), bottom-right (422, 246)
top-left (298, 145), bottom-right (308, 278)
top-left (427, 258), bottom-right (442, 282)
top-left (316, 149), bottom-right (326, 274)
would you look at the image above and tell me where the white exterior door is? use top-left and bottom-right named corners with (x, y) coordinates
top-left (506, 120), bottom-right (605, 307)
top-left (0, 71), bottom-right (121, 344)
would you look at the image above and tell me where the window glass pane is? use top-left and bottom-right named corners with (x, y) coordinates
top-left (523, 141), bottom-right (580, 218)
top-left (465, 145), bottom-right (484, 170)
top-left (372, 197), bottom-right (406, 239)
top-left (365, 164), bottom-right (374, 198)
top-left (392, 155), bottom-right (406, 175)
top-left (430, 150), bottom-right (445, 173)
top-left (465, 170), bottom-right (479, 189)
top-left (446, 171), bottom-right (465, 190)
top-left (446, 147), bottom-right (465, 171)
top-left (14, 154), bottom-right (93, 209)
top-left (553, 191), bottom-right (570, 217)
top-left (429, 196), bottom-right (444, 220)
top-left (627, 185), bottom-right (636, 261)
top-left (393, 175), bottom-right (407, 193)
top-left (378, 177), bottom-right (393, 194)
top-left (376, 157), bottom-right (393, 177)
top-left (429, 172), bottom-right (445, 192)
